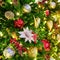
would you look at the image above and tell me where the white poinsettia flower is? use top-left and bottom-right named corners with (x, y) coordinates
top-left (18, 27), bottom-right (34, 43)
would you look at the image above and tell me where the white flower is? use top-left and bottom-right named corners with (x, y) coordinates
top-left (18, 27), bottom-right (34, 43)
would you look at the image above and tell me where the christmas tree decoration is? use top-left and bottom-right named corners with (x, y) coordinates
top-left (12, 0), bottom-right (18, 5)
top-left (11, 32), bottom-right (18, 40)
top-left (58, 0), bottom-right (60, 2)
top-left (18, 27), bottom-right (34, 43)
top-left (23, 4), bottom-right (31, 13)
top-left (32, 32), bottom-right (37, 44)
top-left (45, 54), bottom-right (50, 60)
top-left (0, 0), bottom-right (4, 6)
top-left (35, 0), bottom-right (46, 4)
top-left (14, 19), bottom-right (24, 29)
top-left (0, 31), bottom-right (3, 37)
top-left (0, 55), bottom-right (2, 60)
top-left (28, 47), bottom-right (38, 58)
top-left (57, 34), bottom-right (60, 42)
top-left (5, 11), bottom-right (14, 19)
top-left (50, 57), bottom-right (55, 60)
top-left (50, 2), bottom-right (56, 9)
top-left (34, 17), bottom-right (40, 28)
top-left (1, 0), bottom-right (60, 60)
top-left (41, 39), bottom-right (50, 51)
top-left (58, 19), bottom-right (60, 25)
top-left (45, 10), bottom-right (50, 16)
top-left (47, 20), bottom-right (53, 31)
top-left (10, 38), bottom-right (27, 55)
top-left (38, 47), bottom-right (42, 52)
top-left (3, 47), bottom-right (15, 59)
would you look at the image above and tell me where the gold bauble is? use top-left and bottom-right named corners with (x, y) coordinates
top-left (34, 17), bottom-right (40, 28)
top-left (47, 20), bottom-right (53, 31)
top-left (23, 4), bottom-right (31, 13)
top-left (11, 32), bottom-right (18, 40)
top-left (28, 47), bottom-right (38, 58)
top-left (5, 11), bottom-right (14, 19)
top-left (3, 47), bottom-right (15, 59)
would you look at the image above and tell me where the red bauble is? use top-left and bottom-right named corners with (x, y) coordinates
top-left (45, 10), bottom-right (50, 16)
top-left (14, 19), bottom-right (24, 29)
top-left (41, 39), bottom-right (50, 51)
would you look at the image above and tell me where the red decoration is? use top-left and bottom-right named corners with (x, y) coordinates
top-left (45, 10), bottom-right (50, 16)
top-left (45, 54), bottom-right (50, 60)
top-left (14, 19), bottom-right (24, 29)
top-left (38, 0), bottom-right (46, 4)
top-left (32, 32), bottom-right (37, 44)
top-left (41, 39), bottom-right (50, 51)
top-left (53, 23), bottom-right (59, 29)
top-left (10, 38), bottom-right (27, 55)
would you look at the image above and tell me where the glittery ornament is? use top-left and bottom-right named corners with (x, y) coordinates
top-left (11, 32), bottom-right (18, 40)
top-left (28, 47), bottom-right (38, 58)
top-left (5, 11), bottom-right (14, 19)
top-left (50, 2), bottom-right (56, 9)
top-left (57, 34), bottom-right (60, 42)
top-left (3, 47), bottom-right (15, 59)
top-left (23, 4), bottom-right (31, 13)
top-left (34, 17), bottom-right (40, 28)
top-left (14, 19), bottom-right (24, 29)
top-left (47, 20), bottom-right (53, 31)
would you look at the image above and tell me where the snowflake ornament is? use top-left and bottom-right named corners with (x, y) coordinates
top-left (18, 27), bottom-right (34, 43)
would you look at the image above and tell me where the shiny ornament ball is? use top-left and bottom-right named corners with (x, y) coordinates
top-left (23, 4), bottom-right (31, 13)
top-left (28, 47), bottom-right (38, 58)
top-left (3, 47), bottom-right (15, 59)
top-left (5, 11), bottom-right (14, 19)
top-left (50, 2), bottom-right (56, 9)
